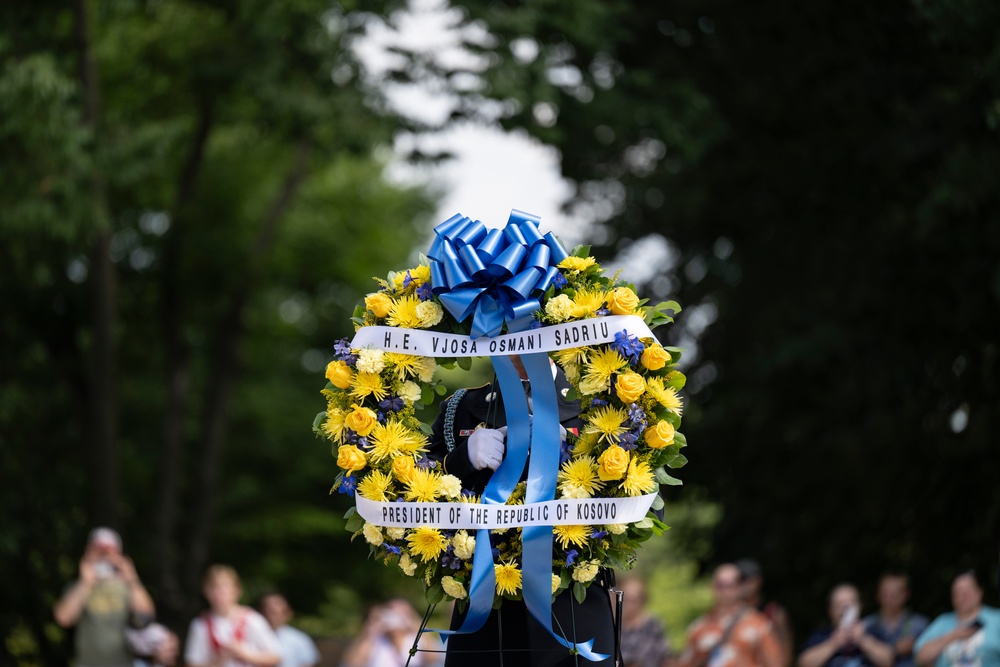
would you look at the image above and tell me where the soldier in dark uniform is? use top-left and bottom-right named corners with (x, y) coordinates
top-left (426, 356), bottom-right (618, 667)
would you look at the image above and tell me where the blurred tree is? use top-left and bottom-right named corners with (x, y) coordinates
top-left (0, 0), bottom-right (434, 663)
top-left (437, 0), bottom-right (1000, 637)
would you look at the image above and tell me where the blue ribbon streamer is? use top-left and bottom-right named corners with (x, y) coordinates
top-left (428, 210), bottom-right (569, 339)
top-left (430, 210), bottom-right (605, 661)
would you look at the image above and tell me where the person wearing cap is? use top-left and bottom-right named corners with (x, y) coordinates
top-left (54, 527), bottom-right (156, 667)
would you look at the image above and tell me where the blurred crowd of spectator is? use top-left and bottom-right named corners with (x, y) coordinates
top-left (619, 560), bottom-right (1000, 667)
top-left (54, 528), bottom-right (998, 667)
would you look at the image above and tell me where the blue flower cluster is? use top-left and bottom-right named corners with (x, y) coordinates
top-left (619, 403), bottom-right (647, 450)
top-left (612, 329), bottom-right (645, 366)
top-left (333, 338), bottom-right (358, 365)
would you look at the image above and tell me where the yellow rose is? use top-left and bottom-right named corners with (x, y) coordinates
top-left (344, 404), bottom-right (378, 436)
top-left (615, 373), bottom-right (646, 404)
top-left (640, 344), bottom-right (672, 371)
top-left (365, 293), bottom-right (393, 318)
top-left (392, 456), bottom-right (416, 484)
top-left (325, 360), bottom-right (354, 390)
top-left (597, 445), bottom-right (630, 481)
top-left (608, 287), bottom-right (639, 315)
top-left (644, 420), bottom-right (675, 449)
top-left (337, 444), bottom-right (367, 472)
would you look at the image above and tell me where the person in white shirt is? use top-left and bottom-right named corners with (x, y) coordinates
top-left (185, 565), bottom-right (281, 667)
top-left (259, 592), bottom-right (321, 667)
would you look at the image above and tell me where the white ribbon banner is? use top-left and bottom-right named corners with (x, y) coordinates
top-left (349, 315), bottom-right (656, 358)
top-left (355, 492), bottom-right (657, 530)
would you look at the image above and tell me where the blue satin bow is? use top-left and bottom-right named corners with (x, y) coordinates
top-left (428, 210), bottom-right (569, 339)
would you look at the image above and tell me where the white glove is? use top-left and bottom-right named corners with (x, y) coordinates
top-left (468, 428), bottom-right (505, 470)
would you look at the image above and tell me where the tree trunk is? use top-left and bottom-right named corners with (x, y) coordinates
top-left (74, 0), bottom-right (119, 529)
top-left (184, 139), bottom-right (312, 603)
top-left (152, 98), bottom-right (214, 628)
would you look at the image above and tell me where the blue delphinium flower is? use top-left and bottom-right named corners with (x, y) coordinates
top-left (613, 329), bottom-right (645, 366)
top-left (416, 455), bottom-right (435, 469)
top-left (530, 318), bottom-right (543, 330)
top-left (379, 396), bottom-right (405, 413)
top-left (385, 544), bottom-right (402, 555)
top-left (565, 549), bottom-right (579, 567)
top-left (618, 431), bottom-right (639, 450)
top-left (441, 546), bottom-right (462, 570)
top-left (596, 307), bottom-right (611, 316)
top-left (552, 272), bottom-right (568, 289)
top-left (416, 283), bottom-right (434, 301)
top-left (589, 397), bottom-right (610, 409)
top-left (402, 270), bottom-right (414, 288)
top-left (559, 437), bottom-right (573, 465)
top-left (590, 530), bottom-right (608, 540)
top-left (338, 475), bottom-right (357, 494)
top-left (334, 338), bottom-right (358, 365)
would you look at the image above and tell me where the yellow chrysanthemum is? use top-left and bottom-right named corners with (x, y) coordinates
top-left (350, 371), bottom-right (388, 402)
top-left (385, 352), bottom-right (422, 380)
top-left (558, 256), bottom-right (596, 272)
top-left (368, 420), bottom-right (426, 463)
top-left (553, 524), bottom-right (591, 549)
top-left (571, 288), bottom-right (609, 319)
top-left (557, 456), bottom-right (604, 498)
top-left (494, 561), bottom-right (522, 596)
top-left (571, 430), bottom-right (601, 456)
top-left (322, 406), bottom-right (347, 443)
top-left (407, 526), bottom-right (449, 562)
top-left (553, 347), bottom-right (588, 368)
top-left (356, 469), bottom-right (393, 502)
top-left (387, 295), bottom-right (422, 329)
top-left (582, 347), bottom-right (628, 389)
top-left (404, 468), bottom-right (441, 502)
top-left (646, 377), bottom-right (684, 416)
top-left (410, 265), bottom-right (432, 284)
top-left (620, 457), bottom-right (657, 496)
top-left (584, 405), bottom-right (629, 444)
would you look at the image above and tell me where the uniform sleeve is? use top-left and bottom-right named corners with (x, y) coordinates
top-left (185, 618), bottom-right (211, 666)
top-left (429, 394), bottom-right (489, 491)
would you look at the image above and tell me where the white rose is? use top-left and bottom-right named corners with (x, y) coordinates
top-left (356, 348), bottom-right (385, 374)
top-left (572, 560), bottom-right (600, 584)
top-left (452, 531), bottom-right (476, 560)
top-left (397, 380), bottom-right (422, 404)
top-left (399, 552), bottom-right (417, 576)
top-left (441, 576), bottom-right (467, 600)
top-left (545, 294), bottom-right (575, 322)
top-left (386, 527), bottom-right (406, 540)
top-left (416, 301), bottom-right (444, 327)
top-left (416, 357), bottom-right (436, 383)
top-left (362, 522), bottom-right (383, 546)
top-left (606, 523), bottom-right (628, 535)
top-left (439, 474), bottom-right (463, 499)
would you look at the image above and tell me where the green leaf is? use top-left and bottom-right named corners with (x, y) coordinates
top-left (633, 516), bottom-right (654, 529)
top-left (665, 451), bottom-right (688, 469)
top-left (657, 300), bottom-right (682, 315)
top-left (571, 244), bottom-right (592, 258)
top-left (344, 514), bottom-right (365, 533)
top-left (673, 432), bottom-right (688, 448)
top-left (659, 470), bottom-right (683, 486)
top-left (435, 384), bottom-right (447, 395)
top-left (573, 582), bottom-right (588, 605)
top-left (651, 493), bottom-right (665, 511)
top-left (458, 356), bottom-right (472, 371)
top-left (312, 411), bottom-right (327, 433)
top-left (426, 583), bottom-right (445, 606)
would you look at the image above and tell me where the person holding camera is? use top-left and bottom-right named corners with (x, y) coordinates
top-left (53, 527), bottom-right (156, 667)
top-left (798, 584), bottom-right (893, 667)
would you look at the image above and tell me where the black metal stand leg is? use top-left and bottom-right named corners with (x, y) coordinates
top-left (407, 603), bottom-right (438, 667)
top-left (614, 589), bottom-right (624, 667)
